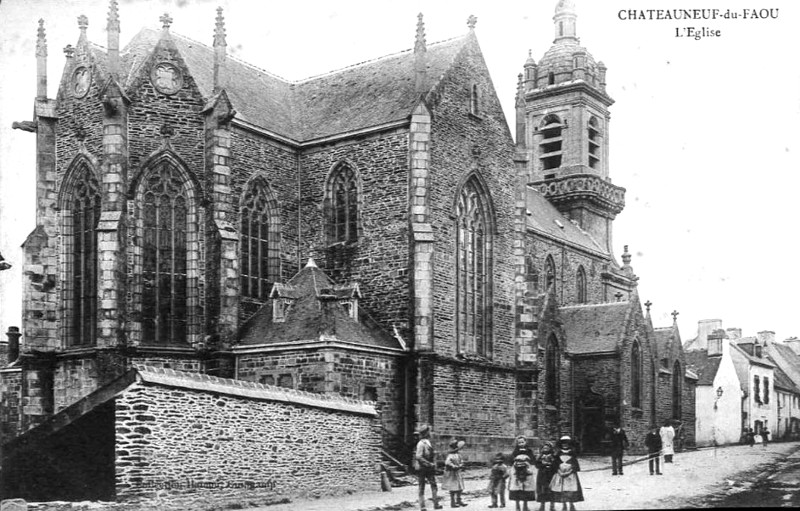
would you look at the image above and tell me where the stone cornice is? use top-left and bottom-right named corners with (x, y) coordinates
top-left (532, 174), bottom-right (625, 216)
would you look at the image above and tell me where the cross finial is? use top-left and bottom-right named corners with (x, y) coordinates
top-left (214, 7), bottom-right (227, 47)
top-left (644, 300), bottom-right (652, 314)
top-left (63, 44), bottom-right (75, 58)
top-left (415, 13), bottom-right (426, 53)
top-left (108, 0), bottom-right (120, 31)
top-left (467, 14), bottom-right (477, 30)
top-left (615, 292), bottom-right (623, 302)
top-left (160, 13), bottom-right (173, 30)
top-left (36, 19), bottom-right (47, 58)
top-left (671, 310), bottom-right (679, 322)
top-left (78, 15), bottom-right (89, 32)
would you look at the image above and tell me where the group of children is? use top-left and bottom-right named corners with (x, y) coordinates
top-left (431, 434), bottom-right (582, 511)
top-left (487, 435), bottom-right (583, 511)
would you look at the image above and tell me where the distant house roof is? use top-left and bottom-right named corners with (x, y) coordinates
top-left (684, 349), bottom-right (721, 386)
top-left (236, 260), bottom-right (403, 352)
top-left (115, 28), bottom-right (469, 142)
top-left (525, 187), bottom-right (609, 257)
top-left (560, 301), bottom-right (631, 355)
top-left (767, 342), bottom-right (800, 390)
top-left (771, 362), bottom-right (800, 394)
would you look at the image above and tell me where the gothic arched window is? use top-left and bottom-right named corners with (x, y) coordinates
top-left (545, 255), bottom-right (556, 293)
top-left (326, 162), bottom-right (359, 276)
top-left (329, 162), bottom-right (359, 245)
top-left (588, 116), bottom-right (601, 169)
top-left (62, 162), bottom-right (101, 346)
top-left (631, 341), bottom-right (642, 408)
top-left (140, 160), bottom-right (193, 345)
top-left (545, 335), bottom-right (560, 406)
top-left (456, 176), bottom-right (493, 356)
top-left (540, 114), bottom-right (562, 170)
top-left (672, 360), bottom-right (682, 419)
top-left (576, 265), bottom-right (587, 304)
top-left (240, 178), bottom-right (280, 300)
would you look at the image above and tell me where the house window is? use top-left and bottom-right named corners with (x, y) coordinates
top-left (62, 161), bottom-right (101, 347)
top-left (545, 335), bottom-right (560, 406)
top-left (240, 178), bottom-right (280, 300)
top-left (754, 375), bottom-right (762, 404)
top-left (545, 255), bottom-right (556, 293)
top-left (576, 265), bottom-right (587, 304)
top-left (764, 377), bottom-right (770, 404)
top-left (588, 117), bottom-right (601, 169)
top-left (672, 360), bottom-right (682, 419)
top-left (455, 175), bottom-right (493, 356)
top-left (139, 159), bottom-right (194, 345)
top-left (539, 115), bottom-right (562, 170)
top-left (631, 341), bottom-right (642, 408)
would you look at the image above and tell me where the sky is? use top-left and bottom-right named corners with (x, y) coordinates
top-left (0, 0), bottom-right (798, 344)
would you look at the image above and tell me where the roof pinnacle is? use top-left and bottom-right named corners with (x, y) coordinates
top-left (214, 7), bottom-right (227, 47)
top-left (467, 14), bottom-right (477, 30)
top-left (414, 13), bottom-right (426, 53)
top-left (107, 0), bottom-right (120, 32)
top-left (78, 15), bottom-right (89, 33)
top-left (36, 19), bottom-right (47, 58)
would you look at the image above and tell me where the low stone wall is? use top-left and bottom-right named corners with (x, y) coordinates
top-left (115, 367), bottom-right (382, 506)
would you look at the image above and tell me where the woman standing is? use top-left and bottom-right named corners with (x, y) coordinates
top-left (548, 436), bottom-right (584, 511)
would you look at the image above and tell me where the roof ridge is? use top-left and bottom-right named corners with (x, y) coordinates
top-left (294, 34), bottom-right (466, 84)
top-left (560, 300), bottom-right (629, 310)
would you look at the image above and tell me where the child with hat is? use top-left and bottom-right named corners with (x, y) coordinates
top-left (442, 439), bottom-right (467, 507)
top-left (487, 452), bottom-right (509, 508)
top-left (548, 436), bottom-right (583, 511)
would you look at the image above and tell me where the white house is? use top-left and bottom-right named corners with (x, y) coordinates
top-left (685, 329), bottom-right (742, 446)
top-left (730, 335), bottom-right (777, 439)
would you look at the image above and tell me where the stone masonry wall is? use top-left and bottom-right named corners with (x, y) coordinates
top-left (114, 379), bottom-right (381, 502)
top-left (431, 357), bottom-right (516, 461)
top-left (427, 35), bottom-right (516, 365)
top-left (298, 130), bottom-right (411, 339)
top-left (236, 349), bottom-right (404, 451)
top-left (0, 368), bottom-right (22, 439)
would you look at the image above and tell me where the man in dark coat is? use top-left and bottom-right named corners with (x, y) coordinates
top-left (644, 424), bottom-right (663, 475)
top-left (609, 423), bottom-right (629, 475)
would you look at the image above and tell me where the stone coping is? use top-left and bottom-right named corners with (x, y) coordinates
top-left (134, 365), bottom-right (378, 416)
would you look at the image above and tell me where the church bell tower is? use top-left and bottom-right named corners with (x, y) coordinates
top-left (518, 0), bottom-right (625, 253)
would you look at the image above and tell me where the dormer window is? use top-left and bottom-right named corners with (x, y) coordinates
top-left (340, 299), bottom-right (358, 321)
top-left (272, 298), bottom-right (292, 323)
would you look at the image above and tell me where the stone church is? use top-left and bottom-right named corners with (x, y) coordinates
top-left (1, 0), bottom-right (696, 495)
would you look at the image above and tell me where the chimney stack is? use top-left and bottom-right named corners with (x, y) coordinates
top-left (5, 326), bottom-right (22, 364)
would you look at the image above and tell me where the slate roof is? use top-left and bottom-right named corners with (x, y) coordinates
top-left (767, 342), bottom-right (800, 392)
top-left (236, 260), bottom-right (402, 351)
top-left (525, 187), bottom-right (609, 256)
top-left (771, 362), bottom-right (800, 394)
top-left (115, 28), bottom-right (469, 142)
top-left (684, 349), bottom-right (721, 386)
top-left (560, 301), bottom-right (631, 355)
top-left (653, 324), bottom-right (679, 361)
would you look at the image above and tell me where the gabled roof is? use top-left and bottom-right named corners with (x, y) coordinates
top-left (654, 324), bottom-right (680, 361)
top-left (525, 187), bottom-right (609, 257)
top-left (560, 301), bottom-right (631, 355)
top-left (236, 260), bottom-right (402, 351)
top-left (684, 349), bottom-right (721, 386)
top-left (115, 28), bottom-right (469, 142)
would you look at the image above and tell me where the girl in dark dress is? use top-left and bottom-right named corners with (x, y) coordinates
top-left (548, 436), bottom-right (583, 511)
top-left (511, 436), bottom-right (536, 460)
top-left (534, 441), bottom-right (556, 511)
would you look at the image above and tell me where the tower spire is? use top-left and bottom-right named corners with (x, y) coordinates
top-left (107, 0), bottom-right (120, 79)
top-left (213, 7), bottom-right (227, 93)
top-left (414, 13), bottom-right (427, 95)
top-left (36, 19), bottom-right (47, 99)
